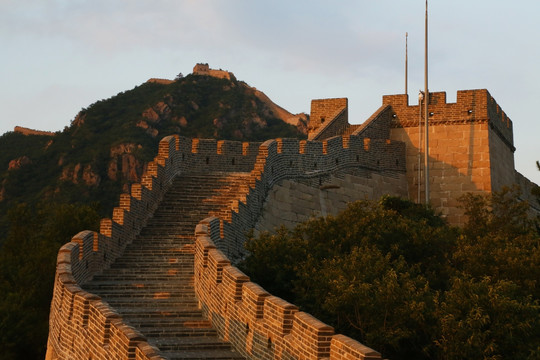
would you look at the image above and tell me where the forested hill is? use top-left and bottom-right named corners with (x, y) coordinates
top-left (0, 73), bottom-right (306, 359)
top-left (0, 74), bottom-right (306, 237)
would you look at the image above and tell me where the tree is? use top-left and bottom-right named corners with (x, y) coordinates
top-left (434, 187), bottom-right (540, 359)
top-left (240, 197), bottom-right (456, 359)
top-left (0, 202), bottom-right (100, 360)
top-left (241, 192), bottom-right (540, 359)
top-left (435, 277), bottom-right (540, 360)
top-left (455, 186), bottom-right (540, 298)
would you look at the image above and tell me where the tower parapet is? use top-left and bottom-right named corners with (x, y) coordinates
top-left (384, 89), bottom-right (514, 151)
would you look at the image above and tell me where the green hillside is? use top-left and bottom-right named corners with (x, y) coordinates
top-left (0, 74), bottom-right (305, 236)
top-left (0, 73), bottom-right (305, 359)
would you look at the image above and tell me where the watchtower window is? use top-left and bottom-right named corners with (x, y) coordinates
top-left (320, 117), bottom-right (325, 124)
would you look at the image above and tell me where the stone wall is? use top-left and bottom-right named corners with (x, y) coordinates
top-left (218, 136), bottom-right (406, 261)
top-left (14, 126), bottom-right (55, 136)
top-left (254, 173), bottom-right (408, 234)
top-left (193, 63), bottom-right (236, 81)
top-left (47, 133), bottom-right (404, 360)
top-left (194, 217), bottom-right (382, 360)
top-left (515, 172), bottom-right (540, 215)
top-left (46, 135), bottom-right (261, 360)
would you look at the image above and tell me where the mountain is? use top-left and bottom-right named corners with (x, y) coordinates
top-left (0, 73), bottom-right (307, 235)
top-left (0, 71), bottom-right (307, 359)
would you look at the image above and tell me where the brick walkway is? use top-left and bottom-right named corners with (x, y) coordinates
top-left (83, 172), bottom-right (251, 359)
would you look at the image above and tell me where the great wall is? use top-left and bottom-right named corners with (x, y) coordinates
top-left (46, 84), bottom-right (539, 359)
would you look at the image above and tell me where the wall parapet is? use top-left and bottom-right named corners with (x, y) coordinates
top-left (194, 217), bottom-right (382, 360)
top-left (48, 132), bottom-right (404, 359)
top-left (218, 135), bottom-right (406, 260)
top-left (47, 135), bottom-right (261, 359)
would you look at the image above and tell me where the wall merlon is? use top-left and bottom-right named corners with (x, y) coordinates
top-left (243, 282), bottom-right (270, 320)
top-left (208, 248), bottom-right (231, 283)
top-left (331, 335), bottom-right (382, 360)
top-left (264, 296), bottom-right (298, 336)
top-left (223, 266), bottom-right (250, 301)
top-left (131, 183), bottom-right (142, 200)
top-left (158, 135), bottom-right (176, 159)
top-left (100, 218), bottom-right (113, 237)
top-left (112, 208), bottom-right (125, 225)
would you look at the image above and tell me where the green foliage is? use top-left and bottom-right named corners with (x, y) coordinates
top-left (435, 276), bottom-right (540, 360)
top-left (455, 187), bottom-right (540, 298)
top-left (0, 202), bottom-right (100, 359)
top-left (240, 192), bottom-right (540, 359)
top-left (240, 197), bottom-right (454, 359)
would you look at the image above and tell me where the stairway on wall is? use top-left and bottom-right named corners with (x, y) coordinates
top-left (82, 172), bottom-right (252, 360)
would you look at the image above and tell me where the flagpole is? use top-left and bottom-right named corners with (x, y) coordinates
top-left (424, 0), bottom-right (430, 205)
top-left (405, 32), bottom-right (408, 95)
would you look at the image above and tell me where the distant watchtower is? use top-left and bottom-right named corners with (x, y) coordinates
top-left (192, 63), bottom-right (236, 81)
top-left (193, 63), bottom-right (210, 76)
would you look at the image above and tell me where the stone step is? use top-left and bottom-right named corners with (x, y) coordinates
top-left (87, 289), bottom-right (196, 298)
top-left (151, 339), bottom-right (237, 356)
top-left (124, 244), bottom-right (194, 251)
top-left (103, 298), bottom-right (199, 308)
top-left (113, 307), bottom-right (204, 318)
top-left (111, 257), bottom-right (194, 265)
top-left (91, 274), bottom-right (192, 282)
top-left (114, 254), bottom-right (194, 261)
top-left (126, 317), bottom-right (210, 327)
top-left (84, 283), bottom-right (195, 292)
top-left (160, 348), bottom-right (244, 360)
top-left (97, 268), bottom-right (194, 275)
top-left (116, 251), bottom-right (194, 257)
top-left (81, 172), bottom-right (252, 359)
top-left (142, 327), bottom-right (219, 339)
top-left (90, 274), bottom-right (194, 288)
top-left (108, 264), bottom-right (193, 271)
top-left (95, 287), bottom-right (196, 296)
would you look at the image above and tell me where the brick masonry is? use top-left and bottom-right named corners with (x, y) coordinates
top-left (308, 98), bottom-right (349, 140)
top-left (47, 132), bottom-right (401, 359)
top-left (254, 173), bottom-right (407, 234)
top-left (47, 88), bottom-right (539, 359)
top-left (384, 89), bottom-right (523, 224)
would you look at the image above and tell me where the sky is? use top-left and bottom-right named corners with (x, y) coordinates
top-left (1, 0), bottom-right (539, 183)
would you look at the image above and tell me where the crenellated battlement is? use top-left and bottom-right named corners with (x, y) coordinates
top-left (46, 86), bottom-right (539, 359)
top-left (384, 89), bottom-right (514, 150)
top-left (47, 132), bottom-right (403, 360)
top-left (382, 89), bottom-right (520, 223)
top-left (195, 217), bottom-right (382, 359)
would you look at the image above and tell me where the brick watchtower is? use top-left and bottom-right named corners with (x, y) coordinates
top-left (386, 89), bottom-right (515, 224)
top-left (306, 89), bottom-right (533, 225)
